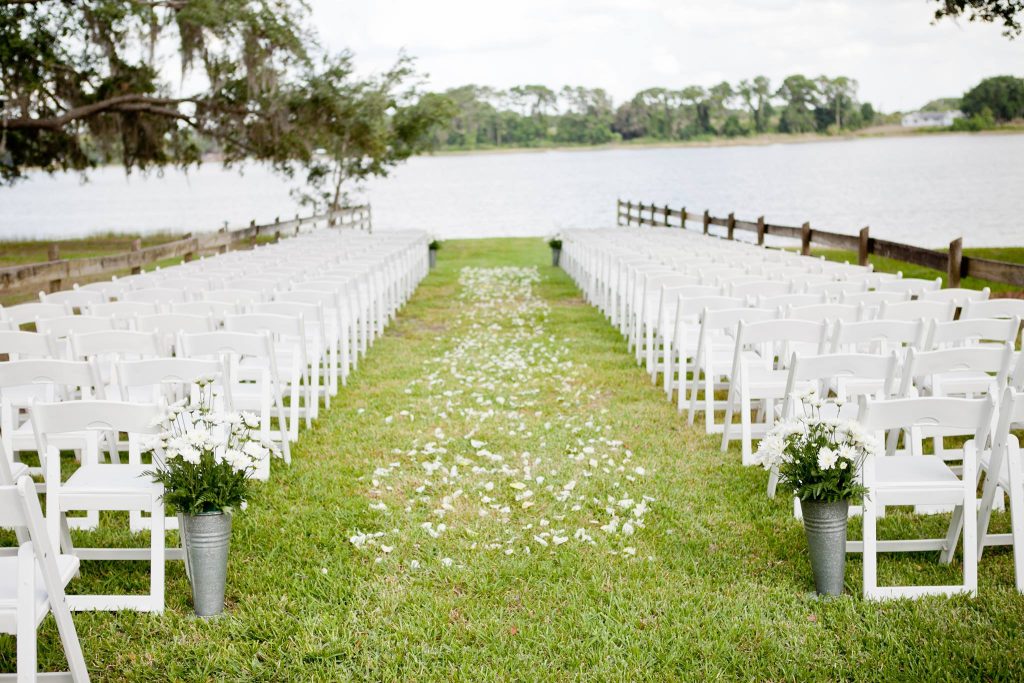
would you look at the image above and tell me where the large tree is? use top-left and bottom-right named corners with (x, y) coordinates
top-left (776, 75), bottom-right (819, 134)
top-left (0, 0), bottom-right (314, 184)
top-left (736, 76), bottom-right (773, 133)
top-left (961, 75), bottom-right (1024, 121)
top-left (931, 0), bottom-right (1023, 37)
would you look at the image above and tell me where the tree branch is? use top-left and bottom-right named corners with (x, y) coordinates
top-left (5, 94), bottom-right (195, 130)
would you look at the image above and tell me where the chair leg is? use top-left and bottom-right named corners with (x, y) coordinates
top-left (862, 494), bottom-right (878, 600)
top-left (964, 483), bottom-right (978, 596)
top-left (941, 504), bottom-right (964, 566)
top-left (150, 499), bottom-right (165, 614)
top-left (720, 387), bottom-right (735, 452)
top-left (703, 371), bottom-right (716, 434)
top-left (740, 392), bottom-right (754, 465)
top-left (17, 561), bottom-right (38, 680)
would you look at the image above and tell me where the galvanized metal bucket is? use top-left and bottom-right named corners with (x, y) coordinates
top-left (551, 247), bottom-right (561, 267)
top-left (180, 511), bottom-right (232, 617)
top-left (800, 499), bottom-right (849, 596)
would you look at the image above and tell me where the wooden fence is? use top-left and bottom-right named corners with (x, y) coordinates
top-left (0, 205), bottom-right (372, 297)
top-left (615, 200), bottom-right (1024, 289)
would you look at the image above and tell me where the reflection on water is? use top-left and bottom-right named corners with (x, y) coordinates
top-left (2, 133), bottom-right (1022, 247)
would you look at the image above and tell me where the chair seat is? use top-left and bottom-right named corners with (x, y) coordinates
top-left (63, 464), bottom-right (160, 495)
top-left (0, 554), bottom-right (79, 624)
top-left (875, 456), bottom-right (961, 489)
top-left (741, 365), bottom-right (790, 393)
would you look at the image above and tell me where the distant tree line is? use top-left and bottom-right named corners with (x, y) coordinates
top-left (428, 76), bottom-right (877, 149)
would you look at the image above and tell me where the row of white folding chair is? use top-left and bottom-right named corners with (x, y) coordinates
top-left (1, 328), bottom-right (292, 468)
top-left (621, 268), bottom-right (948, 363)
top-left (662, 299), bottom-right (956, 407)
top-left (680, 311), bottom-right (993, 434)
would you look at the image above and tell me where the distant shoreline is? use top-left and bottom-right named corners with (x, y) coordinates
top-left (427, 125), bottom-right (1024, 157)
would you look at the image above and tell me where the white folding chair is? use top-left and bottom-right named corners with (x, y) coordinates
top-left (135, 313), bottom-right (215, 356)
top-left (667, 295), bottom-right (742, 403)
top-left (852, 395), bottom-right (995, 600)
top-left (829, 319), bottom-right (926, 357)
top-left (179, 331), bottom-right (290, 475)
top-left (68, 330), bottom-right (161, 388)
top-left (39, 287), bottom-right (106, 312)
top-left (3, 303), bottom-right (71, 331)
top-left (919, 287), bottom-right (990, 307)
top-left (687, 307), bottom-right (777, 434)
top-left (766, 353), bottom-right (899, 499)
top-left (876, 277), bottom-right (942, 297)
top-left (0, 474), bottom-right (90, 682)
top-left (30, 400), bottom-right (176, 612)
top-left (170, 301), bottom-right (238, 328)
top-left (254, 301), bottom-right (330, 413)
top-left (224, 314), bottom-right (311, 437)
top-left (877, 299), bottom-right (955, 323)
top-left (974, 388), bottom-right (1024, 593)
top-left (36, 316), bottom-right (114, 359)
top-left (86, 301), bottom-right (159, 330)
top-left (924, 317), bottom-right (1020, 350)
top-left (0, 360), bottom-right (106, 488)
top-left (0, 331), bottom-right (50, 361)
top-left (120, 288), bottom-right (188, 310)
top-left (720, 319), bottom-right (826, 465)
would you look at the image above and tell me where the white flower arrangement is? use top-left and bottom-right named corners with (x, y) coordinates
top-left (753, 390), bottom-right (879, 503)
top-left (144, 379), bottom-right (281, 515)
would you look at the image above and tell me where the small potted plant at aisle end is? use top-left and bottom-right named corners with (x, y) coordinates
top-left (548, 235), bottom-right (562, 267)
top-left (754, 390), bottom-right (877, 596)
top-left (428, 239), bottom-right (441, 269)
top-left (144, 381), bottom-right (279, 617)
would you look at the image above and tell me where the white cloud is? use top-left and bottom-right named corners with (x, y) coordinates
top-left (310, 0), bottom-right (1022, 111)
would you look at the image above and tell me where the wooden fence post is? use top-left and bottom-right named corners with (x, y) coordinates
top-left (249, 219), bottom-right (257, 248)
top-left (727, 212), bottom-right (735, 240)
top-left (46, 244), bottom-right (61, 292)
top-left (801, 221), bottom-right (811, 256)
top-left (858, 227), bottom-right (870, 266)
top-left (183, 233), bottom-right (196, 262)
top-left (680, 207), bottom-right (687, 229)
top-left (756, 216), bottom-right (765, 246)
top-left (664, 204), bottom-right (670, 227)
top-left (130, 239), bottom-right (142, 275)
top-left (650, 202), bottom-right (656, 225)
top-left (702, 210), bottom-right (710, 234)
top-left (947, 237), bottom-right (963, 288)
top-left (625, 201), bottom-right (632, 226)
top-left (638, 203), bottom-right (645, 225)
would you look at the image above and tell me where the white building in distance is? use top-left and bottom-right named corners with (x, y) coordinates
top-left (901, 111), bottom-right (965, 128)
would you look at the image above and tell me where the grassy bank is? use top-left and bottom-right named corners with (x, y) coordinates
top-left (812, 246), bottom-right (1024, 295)
top-left (431, 125), bottom-right (1024, 156)
top-left (4, 237), bottom-right (1023, 680)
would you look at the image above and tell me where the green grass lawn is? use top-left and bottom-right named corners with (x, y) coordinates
top-left (3, 237), bottom-right (1024, 680)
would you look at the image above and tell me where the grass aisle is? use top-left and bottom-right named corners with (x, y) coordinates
top-left (7, 238), bottom-right (1024, 680)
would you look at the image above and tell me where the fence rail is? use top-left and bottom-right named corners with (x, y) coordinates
top-left (0, 205), bottom-right (372, 297)
top-left (615, 200), bottom-right (1024, 289)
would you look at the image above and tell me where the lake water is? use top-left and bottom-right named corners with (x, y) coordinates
top-left (1, 133), bottom-right (1022, 248)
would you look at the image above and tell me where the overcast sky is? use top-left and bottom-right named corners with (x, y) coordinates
top-left (309, 0), bottom-right (1022, 112)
